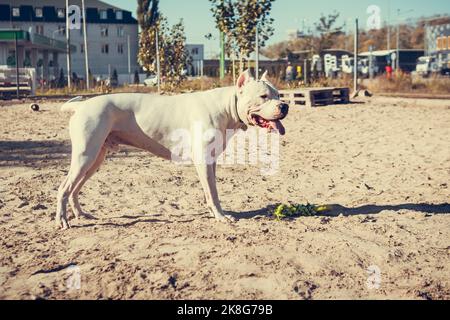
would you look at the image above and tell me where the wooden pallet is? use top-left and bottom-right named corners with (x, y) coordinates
top-left (280, 87), bottom-right (350, 107)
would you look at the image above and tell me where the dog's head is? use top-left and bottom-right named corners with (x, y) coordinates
top-left (236, 70), bottom-right (289, 135)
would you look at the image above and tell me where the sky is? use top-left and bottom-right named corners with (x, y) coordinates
top-left (105, 0), bottom-right (450, 57)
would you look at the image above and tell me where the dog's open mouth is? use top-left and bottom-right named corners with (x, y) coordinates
top-left (251, 115), bottom-right (286, 136)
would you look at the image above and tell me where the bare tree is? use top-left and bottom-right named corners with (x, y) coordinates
top-left (209, 0), bottom-right (275, 70)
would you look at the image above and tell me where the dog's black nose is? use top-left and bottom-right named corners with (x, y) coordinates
top-left (280, 103), bottom-right (289, 116)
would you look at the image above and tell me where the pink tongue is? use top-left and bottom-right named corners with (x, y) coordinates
top-left (269, 120), bottom-right (286, 135)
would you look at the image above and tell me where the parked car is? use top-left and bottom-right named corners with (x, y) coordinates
top-left (144, 75), bottom-right (158, 87)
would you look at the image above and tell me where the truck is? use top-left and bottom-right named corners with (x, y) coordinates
top-left (0, 67), bottom-right (36, 99)
top-left (415, 56), bottom-right (439, 77)
top-left (415, 55), bottom-right (450, 77)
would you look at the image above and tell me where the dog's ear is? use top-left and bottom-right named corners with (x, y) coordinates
top-left (236, 69), bottom-right (253, 91)
top-left (260, 70), bottom-right (269, 82)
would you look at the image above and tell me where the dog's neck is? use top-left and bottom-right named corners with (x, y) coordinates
top-left (229, 88), bottom-right (248, 131)
top-left (210, 86), bottom-right (247, 131)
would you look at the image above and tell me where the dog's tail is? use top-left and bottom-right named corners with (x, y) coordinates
top-left (60, 96), bottom-right (84, 112)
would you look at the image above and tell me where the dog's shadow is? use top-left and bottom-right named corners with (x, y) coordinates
top-left (71, 213), bottom-right (196, 229)
top-left (70, 203), bottom-right (449, 229)
top-left (226, 203), bottom-right (450, 220)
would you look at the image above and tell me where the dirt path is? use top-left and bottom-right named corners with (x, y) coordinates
top-left (0, 96), bottom-right (449, 299)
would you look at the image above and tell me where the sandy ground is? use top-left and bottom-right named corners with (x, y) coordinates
top-left (0, 95), bottom-right (449, 300)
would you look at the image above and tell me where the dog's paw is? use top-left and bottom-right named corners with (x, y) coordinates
top-left (55, 217), bottom-right (71, 230)
top-left (216, 214), bottom-right (236, 223)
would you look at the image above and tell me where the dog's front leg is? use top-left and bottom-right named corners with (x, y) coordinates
top-left (194, 162), bottom-right (235, 223)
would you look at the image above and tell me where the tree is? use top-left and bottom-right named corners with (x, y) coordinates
top-left (314, 11), bottom-right (344, 52)
top-left (137, 0), bottom-right (189, 87)
top-left (209, 0), bottom-right (275, 70)
top-left (137, 0), bottom-right (160, 29)
top-left (161, 20), bottom-right (190, 87)
top-left (209, 0), bottom-right (237, 57)
top-left (137, 0), bottom-right (160, 72)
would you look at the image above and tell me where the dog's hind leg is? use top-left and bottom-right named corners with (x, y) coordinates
top-left (69, 146), bottom-right (107, 220)
top-left (56, 160), bottom-right (93, 229)
top-left (56, 116), bottom-right (111, 229)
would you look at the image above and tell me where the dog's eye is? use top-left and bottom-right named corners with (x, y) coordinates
top-left (260, 94), bottom-right (268, 99)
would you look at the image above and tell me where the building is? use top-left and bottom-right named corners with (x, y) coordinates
top-left (359, 49), bottom-right (424, 73)
top-left (185, 44), bottom-right (204, 77)
top-left (425, 22), bottom-right (450, 56)
top-left (203, 53), bottom-right (286, 79)
top-left (425, 21), bottom-right (450, 72)
top-left (0, 0), bottom-right (139, 82)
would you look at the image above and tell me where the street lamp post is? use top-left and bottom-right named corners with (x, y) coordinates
top-left (127, 34), bottom-right (131, 85)
top-left (14, 30), bottom-right (20, 99)
top-left (155, 30), bottom-right (161, 93)
top-left (353, 19), bottom-right (359, 94)
top-left (255, 24), bottom-right (259, 79)
top-left (65, 0), bottom-right (72, 90)
top-left (396, 9), bottom-right (414, 71)
top-left (82, 0), bottom-right (90, 90)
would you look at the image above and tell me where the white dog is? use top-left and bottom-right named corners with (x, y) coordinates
top-left (56, 70), bottom-right (289, 229)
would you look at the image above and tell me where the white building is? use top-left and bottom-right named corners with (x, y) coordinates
top-left (185, 44), bottom-right (204, 77)
top-left (0, 0), bottom-right (139, 81)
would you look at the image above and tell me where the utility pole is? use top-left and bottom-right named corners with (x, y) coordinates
top-left (219, 32), bottom-right (225, 80)
top-left (65, 0), bottom-right (72, 90)
top-left (14, 30), bottom-right (19, 99)
top-left (81, 0), bottom-right (89, 90)
top-left (232, 55), bottom-right (236, 84)
top-left (255, 25), bottom-right (259, 79)
top-left (395, 9), bottom-right (414, 71)
top-left (396, 23), bottom-right (400, 70)
top-left (353, 19), bottom-right (359, 94)
top-left (155, 30), bottom-right (161, 93)
top-left (387, 0), bottom-right (391, 51)
top-left (369, 45), bottom-right (374, 79)
top-left (127, 34), bottom-right (131, 84)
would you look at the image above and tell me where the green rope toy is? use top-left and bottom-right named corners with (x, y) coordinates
top-left (272, 203), bottom-right (332, 220)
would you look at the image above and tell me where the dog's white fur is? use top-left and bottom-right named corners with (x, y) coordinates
top-left (56, 70), bottom-right (288, 229)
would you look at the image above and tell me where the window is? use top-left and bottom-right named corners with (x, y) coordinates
top-left (116, 11), bottom-right (123, 20)
top-left (35, 8), bottom-right (43, 18)
top-left (57, 8), bottom-right (65, 18)
top-left (118, 44), bottom-right (124, 54)
top-left (100, 10), bottom-right (107, 20)
top-left (101, 27), bottom-right (108, 37)
top-left (12, 7), bottom-right (20, 17)
top-left (80, 44), bottom-right (84, 53)
top-left (35, 25), bottom-right (44, 35)
top-left (444, 37), bottom-right (449, 50)
top-left (101, 44), bottom-right (109, 54)
top-left (192, 48), bottom-right (199, 55)
top-left (117, 26), bottom-right (124, 37)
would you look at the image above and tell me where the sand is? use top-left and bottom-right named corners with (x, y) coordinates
top-left (0, 95), bottom-right (449, 300)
